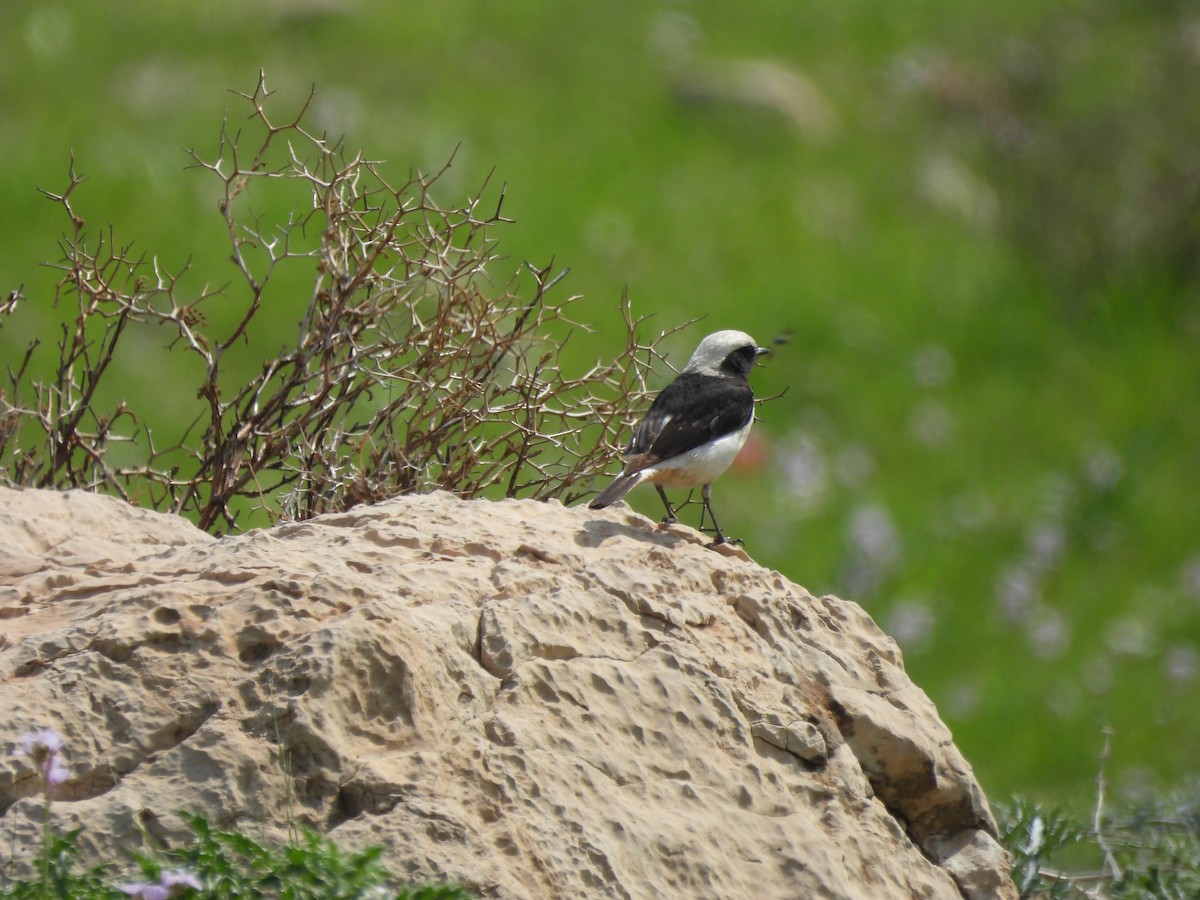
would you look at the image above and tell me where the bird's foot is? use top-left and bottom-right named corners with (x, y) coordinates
top-left (659, 513), bottom-right (678, 527)
top-left (706, 532), bottom-right (743, 549)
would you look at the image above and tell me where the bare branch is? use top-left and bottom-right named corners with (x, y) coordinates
top-left (2, 75), bottom-right (673, 532)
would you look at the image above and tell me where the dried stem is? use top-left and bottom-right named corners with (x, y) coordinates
top-left (1093, 726), bottom-right (1123, 882)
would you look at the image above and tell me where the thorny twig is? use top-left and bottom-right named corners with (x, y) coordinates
top-left (0, 72), bottom-right (679, 533)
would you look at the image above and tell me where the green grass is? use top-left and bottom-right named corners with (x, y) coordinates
top-left (3, 1), bottom-right (1198, 806)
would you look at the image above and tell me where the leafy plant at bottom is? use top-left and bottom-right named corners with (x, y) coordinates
top-left (135, 813), bottom-right (472, 900)
top-left (0, 828), bottom-right (124, 899)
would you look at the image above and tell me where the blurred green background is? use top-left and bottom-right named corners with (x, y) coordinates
top-left (3, 1), bottom-right (1199, 808)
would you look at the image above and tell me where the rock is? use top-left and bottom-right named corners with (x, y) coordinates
top-left (0, 486), bottom-right (1016, 899)
top-left (750, 719), bottom-right (828, 764)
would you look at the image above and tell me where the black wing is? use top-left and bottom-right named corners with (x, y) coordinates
top-left (624, 373), bottom-right (753, 472)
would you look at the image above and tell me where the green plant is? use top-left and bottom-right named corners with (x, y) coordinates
top-left (998, 736), bottom-right (1200, 900)
top-left (0, 828), bottom-right (125, 899)
top-left (1, 814), bottom-right (474, 900)
top-left (999, 792), bottom-right (1200, 899)
top-left (3, 728), bottom-right (472, 898)
top-left (999, 799), bottom-right (1081, 899)
top-left (134, 813), bottom-right (397, 899)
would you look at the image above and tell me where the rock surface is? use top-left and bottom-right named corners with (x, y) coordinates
top-left (0, 486), bottom-right (1015, 899)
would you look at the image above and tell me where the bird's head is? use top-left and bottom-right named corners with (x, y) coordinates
top-left (683, 330), bottom-right (770, 380)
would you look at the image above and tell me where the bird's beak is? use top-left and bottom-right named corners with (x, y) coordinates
top-left (754, 346), bottom-right (771, 359)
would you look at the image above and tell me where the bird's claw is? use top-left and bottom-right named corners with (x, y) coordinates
top-left (706, 534), bottom-right (743, 548)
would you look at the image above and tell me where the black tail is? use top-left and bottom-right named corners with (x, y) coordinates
top-left (589, 472), bottom-right (643, 509)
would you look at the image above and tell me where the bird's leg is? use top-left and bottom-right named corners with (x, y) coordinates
top-left (655, 485), bottom-right (678, 525)
top-left (700, 483), bottom-right (739, 546)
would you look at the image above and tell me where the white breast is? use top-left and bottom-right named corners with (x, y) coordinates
top-left (641, 421), bottom-right (752, 490)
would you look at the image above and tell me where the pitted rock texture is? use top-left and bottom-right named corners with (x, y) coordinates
top-left (0, 487), bottom-right (1015, 899)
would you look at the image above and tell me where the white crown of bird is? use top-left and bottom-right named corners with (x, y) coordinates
top-left (682, 330), bottom-right (759, 376)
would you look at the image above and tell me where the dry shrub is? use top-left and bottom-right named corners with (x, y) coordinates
top-left (0, 73), bottom-right (682, 533)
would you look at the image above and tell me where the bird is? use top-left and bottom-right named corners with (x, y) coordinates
top-left (589, 329), bottom-right (769, 545)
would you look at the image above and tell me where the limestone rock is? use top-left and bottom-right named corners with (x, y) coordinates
top-left (0, 486), bottom-right (1016, 899)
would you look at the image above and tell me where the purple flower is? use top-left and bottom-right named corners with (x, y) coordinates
top-left (160, 870), bottom-right (202, 890)
top-left (120, 884), bottom-right (169, 900)
top-left (43, 755), bottom-right (68, 787)
top-left (15, 728), bottom-right (68, 787)
top-left (120, 869), bottom-right (202, 898)
top-left (18, 728), bottom-right (65, 758)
